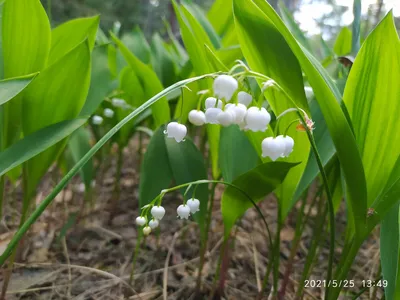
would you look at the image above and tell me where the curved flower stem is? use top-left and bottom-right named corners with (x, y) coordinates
top-left (0, 73), bottom-right (218, 267)
top-left (236, 69), bottom-right (336, 297)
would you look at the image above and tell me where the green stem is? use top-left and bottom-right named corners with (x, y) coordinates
top-left (0, 176), bottom-right (4, 219)
top-left (129, 231), bottom-right (143, 285)
top-left (272, 208), bottom-right (282, 297)
top-left (0, 74), bottom-right (216, 267)
top-left (196, 182), bottom-right (217, 292)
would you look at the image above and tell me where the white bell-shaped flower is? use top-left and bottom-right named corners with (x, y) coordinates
top-left (227, 103), bottom-right (247, 124)
top-left (205, 97), bottom-right (223, 109)
top-left (143, 226), bottom-right (152, 236)
top-left (187, 198), bottom-right (200, 214)
top-left (148, 219), bottom-right (159, 229)
top-left (276, 135), bottom-right (295, 157)
top-left (103, 108), bottom-right (115, 118)
top-left (205, 107), bottom-right (222, 124)
top-left (92, 115), bottom-right (103, 125)
top-left (151, 205), bottom-right (166, 220)
top-left (164, 122), bottom-right (187, 142)
top-left (217, 109), bottom-right (235, 127)
top-left (177, 204), bottom-right (191, 219)
top-left (245, 107), bottom-right (271, 132)
top-left (261, 137), bottom-right (286, 161)
top-left (237, 91), bottom-right (252, 107)
top-left (213, 75), bottom-right (238, 101)
top-left (111, 98), bottom-right (127, 108)
top-left (135, 216), bottom-right (146, 226)
top-left (188, 110), bottom-right (206, 126)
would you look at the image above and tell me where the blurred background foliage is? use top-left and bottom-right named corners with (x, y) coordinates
top-left (42, 0), bottom-right (399, 45)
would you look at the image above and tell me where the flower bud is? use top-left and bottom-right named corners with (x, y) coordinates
top-left (188, 110), bottom-right (206, 126)
top-left (213, 75), bottom-right (238, 101)
top-left (237, 91), bottom-right (252, 107)
top-left (111, 98), bottom-right (127, 108)
top-left (143, 226), bottom-right (151, 236)
top-left (217, 110), bottom-right (235, 127)
top-left (177, 204), bottom-right (191, 219)
top-left (205, 107), bottom-right (222, 124)
top-left (245, 107), bottom-right (271, 132)
top-left (135, 216), bottom-right (146, 226)
top-left (92, 115), bottom-right (103, 125)
top-left (205, 97), bottom-right (223, 109)
top-left (261, 137), bottom-right (286, 161)
top-left (103, 108), bottom-right (115, 118)
top-left (187, 198), bottom-right (200, 214)
top-left (165, 122), bottom-right (187, 143)
top-left (151, 205), bottom-right (166, 220)
top-left (149, 219), bottom-right (159, 229)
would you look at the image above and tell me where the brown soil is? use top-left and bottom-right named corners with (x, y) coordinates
top-left (0, 139), bottom-right (383, 300)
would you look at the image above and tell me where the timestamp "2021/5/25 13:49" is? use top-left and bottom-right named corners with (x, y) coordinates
top-left (304, 279), bottom-right (388, 288)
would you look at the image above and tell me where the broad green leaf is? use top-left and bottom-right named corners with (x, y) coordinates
top-left (222, 161), bottom-right (299, 234)
top-left (207, 0), bottom-right (233, 36)
top-left (219, 125), bottom-right (259, 183)
top-left (278, 1), bottom-right (312, 53)
top-left (121, 27), bottom-right (151, 64)
top-left (165, 134), bottom-right (208, 239)
top-left (333, 27), bottom-right (352, 56)
top-left (151, 33), bottom-right (177, 88)
top-left (380, 203), bottom-right (400, 300)
top-left (139, 127), bottom-right (173, 208)
top-left (80, 45), bottom-right (117, 116)
top-left (0, 74), bottom-right (37, 106)
top-left (2, 0), bottom-right (50, 78)
top-left (343, 12), bottom-right (400, 206)
top-left (68, 127), bottom-right (93, 190)
top-left (23, 40), bottom-right (91, 199)
top-left (0, 119), bottom-right (87, 176)
top-left (2, 0), bottom-right (51, 148)
top-left (183, 1), bottom-right (221, 49)
top-left (116, 66), bottom-right (145, 147)
top-left (49, 16), bottom-right (99, 65)
top-left (233, 0), bottom-right (310, 218)
top-left (110, 33), bottom-right (170, 128)
top-left (247, 0), bottom-right (367, 232)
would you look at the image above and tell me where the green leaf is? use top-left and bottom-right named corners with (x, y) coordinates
top-left (207, 0), bottom-right (233, 36)
top-left (351, 0), bottom-right (361, 54)
top-left (165, 134), bottom-right (208, 239)
top-left (121, 27), bottom-right (151, 64)
top-left (23, 40), bottom-right (92, 198)
top-left (233, 0), bottom-right (310, 218)
top-left (67, 127), bottom-right (93, 189)
top-left (221, 161), bottom-right (299, 233)
top-left (0, 74), bottom-right (38, 106)
top-left (151, 33), bottom-right (177, 88)
top-left (293, 99), bottom-right (335, 202)
top-left (0, 119), bottom-right (87, 176)
top-left (333, 27), bottom-right (352, 56)
top-left (380, 203), bottom-right (400, 300)
top-left (278, 1), bottom-right (312, 53)
top-left (246, 0), bottom-right (367, 232)
top-left (2, 0), bottom-right (50, 78)
top-left (139, 127), bottom-right (173, 208)
top-left (49, 16), bottom-right (99, 65)
top-left (2, 0), bottom-right (51, 148)
top-left (110, 32), bottom-right (170, 128)
top-left (219, 125), bottom-right (259, 183)
top-left (183, 1), bottom-right (221, 49)
top-left (343, 12), bottom-right (400, 206)
top-left (80, 45), bottom-right (117, 116)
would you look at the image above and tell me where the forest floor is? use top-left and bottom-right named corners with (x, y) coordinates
top-left (0, 139), bottom-right (383, 300)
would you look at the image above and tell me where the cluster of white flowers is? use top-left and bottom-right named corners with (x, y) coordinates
top-left (135, 198), bottom-right (200, 235)
top-left (165, 75), bottom-right (295, 161)
top-left (92, 98), bottom-right (126, 125)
